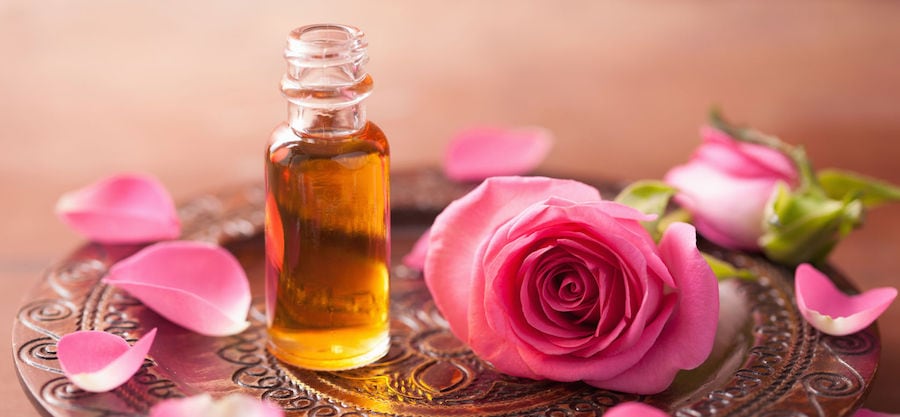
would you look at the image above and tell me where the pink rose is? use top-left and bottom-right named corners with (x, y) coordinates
top-left (664, 126), bottom-right (798, 250)
top-left (424, 176), bottom-right (719, 394)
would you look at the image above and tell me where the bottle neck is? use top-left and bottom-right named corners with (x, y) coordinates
top-left (283, 74), bottom-right (372, 137)
top-left (281, 24), bottom-right (372, 138)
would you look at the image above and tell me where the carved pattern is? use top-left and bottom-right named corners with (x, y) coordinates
top-left (822, 333), bottom-right (876, 357)
top-left (18, 299), bottom-right (78, 338)
top-left (18, 337), bottom-right (62, 374)
top-left (12, 180), bottom-right (879, 417)
top-left (672, 271), bottom-right (815, 417)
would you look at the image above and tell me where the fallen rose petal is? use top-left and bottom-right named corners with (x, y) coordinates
top-left (443, 126), bottom-right (554, 181)
top-left (605, 402), bottom-right (670, 417)
top-left (56, 173), bottom-right (181, 243)
top-left (402, 228), bottom-right (431, 270)
top-left (103, 241), bottom-right (251, 336)
top-left (149, 393), bottom-right (284, 417)
top-left (795, 263), bottom-right (897, 336)
top-left (57, 328), bottom-right (157, 392)
top-left (854, 409), bottom-right (900, 417)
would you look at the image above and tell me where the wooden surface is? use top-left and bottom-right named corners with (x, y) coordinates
top-left (2, 1), bottom-right (900, 415)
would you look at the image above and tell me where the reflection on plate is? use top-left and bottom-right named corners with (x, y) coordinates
top-left (13, 176), bottom-right (877, 417)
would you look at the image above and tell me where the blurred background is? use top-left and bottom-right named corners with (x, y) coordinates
top-left (2, 1), bottom-right (900, 415)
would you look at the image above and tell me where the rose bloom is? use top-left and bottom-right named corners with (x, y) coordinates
top-left (664, 126), bottom-right (798, 250)
top-left (424, 176), bottom-right (719, 394)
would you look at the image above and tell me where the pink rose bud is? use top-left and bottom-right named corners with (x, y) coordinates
top-left (664, 126), bottom-right (798, 250)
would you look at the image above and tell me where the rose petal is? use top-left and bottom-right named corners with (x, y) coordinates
top-left (425, 176), bottom-right (601, 342)
top-left (56, 173), bottom-right (181, 243)
top-left (443, 126), bottom-right (554, 181)
top-left (57, 328), bottom-right (157, 392)
top-left (401, 228), bottom-right (431, 270)
top-left (149, 393), bottom-right (284, 417)
top-left (103, 241), bottom-right (252, 336)
top-left (586, 223), bottom-right (719, 393)
top-left (665, 163), bottom-right (778, 249)
top-left (605, 402), bottom-right (670, 417)
top-left (698, 126), bottom-right (796, 179)
top-left (795, 263), bottom-right (897, 336)
top-left (853, 409), bottom-right (900, 417)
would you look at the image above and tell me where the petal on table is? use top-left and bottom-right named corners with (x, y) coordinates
top-left (103, 241), bottom-right (251, 336)
top-left (604, 402), bottom-right (670, 417)
top-left (853, 409), bottom-right (900, 417)
top-left (443, 126), bottom-right (554, 181)
top-left (795, 263), bottom-right (897, 336)
top-left (57, 328), bottom-right (157, 393)
top-left (56, 173), bottom-right (180, 243)
top-left (149, 393), bottom-right (284, 417)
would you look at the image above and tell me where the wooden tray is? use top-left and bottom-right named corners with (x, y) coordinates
top-left (13, 172), bottom-right (878, 416)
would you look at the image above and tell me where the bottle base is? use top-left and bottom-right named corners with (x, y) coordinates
top-left (267, 334), bottom-right (390, 371)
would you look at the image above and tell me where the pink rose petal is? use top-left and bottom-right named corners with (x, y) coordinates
top-left (443, 126), bottom-right (554, 181)
top-left (697, 126), bottom-right (796, 179)
top-left (795, 263), bottom-right (897, 336)
top-left (149, 393), bottom-right (284, 417)
top-left (854, 409), bottom-right (900, 417)
top-left (605, 402), bottom-right (670, 417)
top-left (665, 163), bottom-right (781, 249)
top-left (583, 222), bottom-right (719, 394)
top-left (103, 241), bottom-right (252, 336)
top-left (402, 228), bottom-right (431, 270)
top-left (56, 173), bottom-right (181, 243)
top-left (57, 328), bottom-right (157, 393)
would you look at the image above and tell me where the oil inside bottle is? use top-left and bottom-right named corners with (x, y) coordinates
top-left (265, 121), bottom-right (390, 370)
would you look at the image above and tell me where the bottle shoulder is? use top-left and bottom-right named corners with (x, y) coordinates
top-left (267, 122), bottom-right (389, 159)
top-left (362, 121), bottom-right (390, 154)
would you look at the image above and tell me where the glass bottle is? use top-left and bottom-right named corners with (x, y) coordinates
top-left (265, 24), bottom-right (390, 370)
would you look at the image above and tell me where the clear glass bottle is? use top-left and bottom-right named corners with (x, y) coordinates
top-left (264, 24), bottom-right (390, 370)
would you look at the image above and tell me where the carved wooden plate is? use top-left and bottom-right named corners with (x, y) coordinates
top-left (13, 172), bottom-right (878, 417)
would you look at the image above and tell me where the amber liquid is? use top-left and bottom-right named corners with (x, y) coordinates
top-left (265, 121), bottom-right (390, 370)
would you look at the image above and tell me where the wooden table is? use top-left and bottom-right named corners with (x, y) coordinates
top-left (3, 1), bottom-right (900, 415)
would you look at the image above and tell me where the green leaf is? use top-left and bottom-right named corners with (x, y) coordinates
top-left (614, 180), bottom-right (676, 240)
top-left (657, 208), bottom-right (691, 235)
top-left (818, 169), bottom-right (900, 208)
top-left (614, 180), bottom-right (675, 217)
top-left (702, 252), bottom-right (756, 281)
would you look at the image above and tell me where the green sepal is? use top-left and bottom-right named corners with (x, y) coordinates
top-left (760, 183), bottom-right (864, 266)
top-left (702, 252), bottom-right (757, 281)
top-left (818, 169), bottom-right (900, 208)
top-left (614, 180), bottom-right (676, 240)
